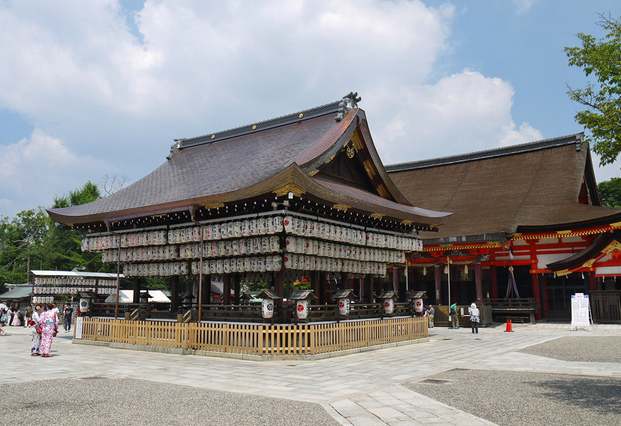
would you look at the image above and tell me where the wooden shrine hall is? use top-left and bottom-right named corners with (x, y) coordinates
top-left (46, 93), bottom-right (448, 357)
top-left (387, 134), bottom-right (621, 322)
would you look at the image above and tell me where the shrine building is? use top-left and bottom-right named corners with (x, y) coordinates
top-left (387, 134), bottom-right (621, 322)
top-left (45, 93), bottom-right (448, 357)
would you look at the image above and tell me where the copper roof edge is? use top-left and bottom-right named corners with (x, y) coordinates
top-left (385, 132), bottom-right (585, 172)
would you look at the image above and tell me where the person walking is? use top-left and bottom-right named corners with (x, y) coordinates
top-left (0, 307), bottom-right (7, 326)
top-left (31, 305), bottom-right (42, 356)
top-left (6, 306), bottom-right (13, 326)
top-left (24, 305), bottom-right (33, 328)
top-left (38, 304), bottom-right (58, 358)
top-left (427, 305), bottom-right (435, 328)
top-left (63, 304), bottom-right (74, 332)
top-left (449, 302), bottom-right (459, 329)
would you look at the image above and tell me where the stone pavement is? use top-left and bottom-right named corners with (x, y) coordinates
top-left (1, 321), bottom-right (620, 425)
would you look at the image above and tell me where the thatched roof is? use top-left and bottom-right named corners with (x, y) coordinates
top-left (387, 133), bottom-right (621, 243)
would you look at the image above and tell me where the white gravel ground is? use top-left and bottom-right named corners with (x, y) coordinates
top-left (0, 377), bottom-right (338, 426)
top-left (407, 336), bottom-right (621, 425)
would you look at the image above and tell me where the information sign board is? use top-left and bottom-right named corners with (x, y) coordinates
top-left (571, 293), bottom-right (591, 329)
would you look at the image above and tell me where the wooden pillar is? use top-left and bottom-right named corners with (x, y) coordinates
top-left (132, 277), bottom-right (140, 304)
top-left (490, 265), bottom-right (498, 299)
top-left (475, 262), bottom-right (483, 301)
top-left (542, 274), bottom-right (549, 317)
top-left (589, 271), bottom-right (598, 292)
top-left (434, 265), bottom-right (442, 305)
top-left (274, 270), bottom-right (285, 300)
top-left (233, 274), bottom-right (240, 305)
top-left (358, 277), bottom-right (367, 302)
top-left (410, 266), bottom-right (417, 292)
top-left (222, 275), bottom-right (231, 305)
top-left (392, 267), bottom-right (399, 292)
top-left (532, 273), bottom-right (541, 320)
top-left (170, 276), bottom-right (179, 311)
top-left (204, 274), bottom-right (212, 305)
top-left (312, 271), bottom-right (321, 304)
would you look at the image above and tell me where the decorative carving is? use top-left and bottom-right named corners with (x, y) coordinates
top-left (333, 203), bottom-right (350, 212)
top-left (203, 202), bottom-right (225, 210)
top-left (346, 141), bottom-right (356, 159)
top-left (371, 213), bottom-right (384, 220)
top-left (603, 240), bottom-right (621, 255)
top-left (335, 92), bottom-right (362, 122)
top-left (273, 183), bottom-right (306, 198)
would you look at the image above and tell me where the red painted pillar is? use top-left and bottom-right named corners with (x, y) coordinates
top-left (589, 271), bottom-right (598, 292)
top-left (490, 265), bottom-right (498, 299)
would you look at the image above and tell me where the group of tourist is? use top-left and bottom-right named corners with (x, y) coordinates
top-left (1, 302), bottom-right (75, 358)
top-left (449, 302), bottom-right (480, 333)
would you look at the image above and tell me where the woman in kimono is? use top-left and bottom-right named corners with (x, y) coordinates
top-left (31, 305), bottom-right (42, 356)
top-left (38, 304), bottom-right (58, 357)
top-left (10, 306), bottom-right (21, 326)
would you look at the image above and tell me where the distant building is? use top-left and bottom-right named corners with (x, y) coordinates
top-left (387, 134), bottom-right (621, 321)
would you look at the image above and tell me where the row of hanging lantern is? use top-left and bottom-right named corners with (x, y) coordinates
top-left (123, 262), bottom-right (190, 277)
top-left (181, 236), bottom-right (281, 259)
top-left (34, 286), bottom-right (97, 294)
top-left (82, 215), bottom-right (421, 252)
top-left (283, 254), bottom-right (388, 275)
top-left (81, 230), bottom-right (168, 251)
top-left (34, 277), bottom-right (104, 286)
top-left (283, 216), bottom-right (421, 251)
top-left (102, 245), bottom-right (179, 263)
top-left (285, 236), bottom-right (406, 263)
top-left (32, 296), bottom-right (56, 304)
top-left (190, 255), bottom-right (283, 275)
top-left (34, 278), bottom-right (116, 287)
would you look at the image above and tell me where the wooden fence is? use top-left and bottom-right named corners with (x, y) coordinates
top-left (76, 316), bottom-right (428, 357)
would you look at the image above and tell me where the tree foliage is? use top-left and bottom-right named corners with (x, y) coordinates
top-left (0, 182), bottom-right (111, 293)
top-left (566, 14), bottom-right (621, 166)
top-left (598, 177), bottom-right (621, 207)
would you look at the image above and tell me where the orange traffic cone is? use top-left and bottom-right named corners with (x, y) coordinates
top-left (505, 319), bottom-right (513, 332)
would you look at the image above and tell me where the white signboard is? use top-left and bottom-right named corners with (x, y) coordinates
top-left (571, 293), bottom-right (591, 329)
top-left (75, 316), bottom-right (83, 339)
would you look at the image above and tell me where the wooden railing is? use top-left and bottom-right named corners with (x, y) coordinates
top-left (76, 316), bottom-right (428, 356)
top-left (90, 302), bottom-right (422, 324)
top-left (590, 291), bottom-right (621, 323)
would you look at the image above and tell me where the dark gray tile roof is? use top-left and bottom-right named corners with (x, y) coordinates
top-left (48, 99), bottom-right (449, 228)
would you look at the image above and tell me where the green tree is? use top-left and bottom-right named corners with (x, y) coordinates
top-left (598, 177), bottom-right (621, 207)
top-left (566, 14), bottom-right (621, 166)
top-left (52, 181), bottom-right (101, 208)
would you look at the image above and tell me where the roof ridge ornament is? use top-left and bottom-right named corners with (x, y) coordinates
top-left (335, 92), bottom-right (362, 122)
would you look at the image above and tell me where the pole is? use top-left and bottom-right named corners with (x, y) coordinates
top-left (447, 256), bottom-right (451, 307)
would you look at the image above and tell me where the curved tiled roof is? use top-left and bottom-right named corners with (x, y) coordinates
top-left (48, 96), bottom-right (450, 228)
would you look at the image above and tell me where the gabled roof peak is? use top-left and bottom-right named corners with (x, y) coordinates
top-left (386, 132), bottom-right (585, 172)
top-left (168, 92), bottom-right (362, 159)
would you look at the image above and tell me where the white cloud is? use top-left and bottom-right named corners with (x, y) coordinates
top-left (371, 71), bottom-right (542, 163)
top-left (0, 129), bottom-right (112, 216)
top-left (513, 0), bottom-right (538, 14)
top-left (0, 0), bottom-right (550, 216)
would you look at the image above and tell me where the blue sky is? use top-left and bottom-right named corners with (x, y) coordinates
top-left (0, 0), bottom-right (619, 218)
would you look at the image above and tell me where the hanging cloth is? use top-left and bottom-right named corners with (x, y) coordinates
top-left (505, 266), bottom-right (521, 298)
